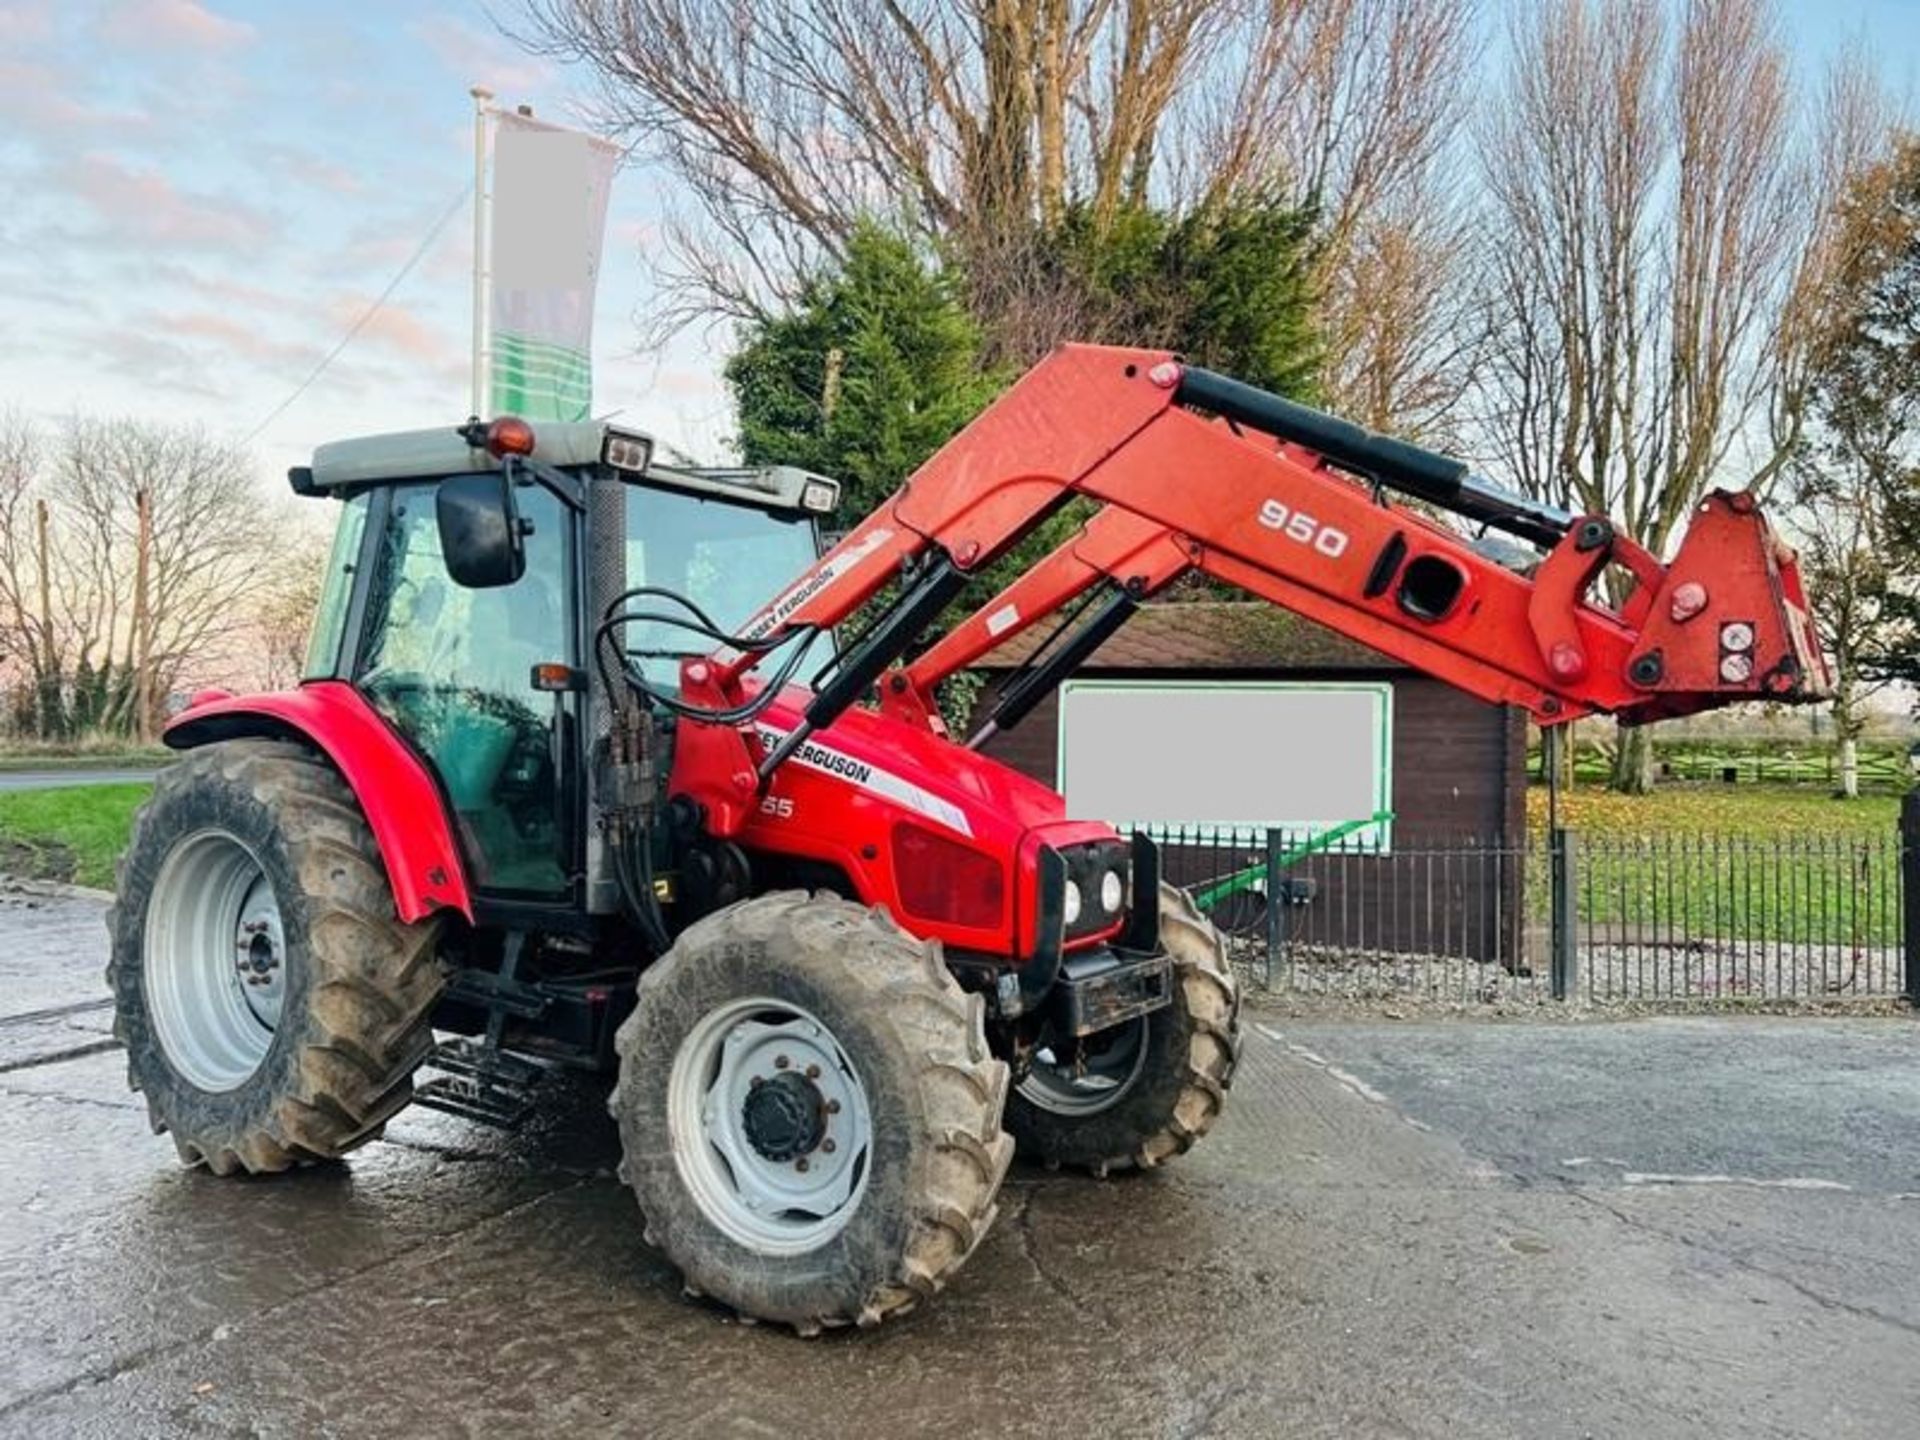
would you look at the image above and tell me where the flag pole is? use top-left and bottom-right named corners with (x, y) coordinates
top-left (469, 84), bottom-right (494, 419)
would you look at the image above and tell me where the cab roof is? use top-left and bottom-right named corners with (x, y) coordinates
top-left (290, 420), bottom-right (839, 514)
top-left (302, 420), bottom-right (622, 490)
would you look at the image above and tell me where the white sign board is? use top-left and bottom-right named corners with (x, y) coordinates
top-left (1057, 680), bottom-right (1393, 847)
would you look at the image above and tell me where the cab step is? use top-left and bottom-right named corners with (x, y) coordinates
top-left (413, 1039), bottom-right (544, 1129)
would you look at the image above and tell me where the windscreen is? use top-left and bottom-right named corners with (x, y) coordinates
top-left (623, 484), bottom-right (821, 687)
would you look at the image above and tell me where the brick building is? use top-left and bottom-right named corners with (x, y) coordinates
top-left (966, 601), bottom-right (1527, 964)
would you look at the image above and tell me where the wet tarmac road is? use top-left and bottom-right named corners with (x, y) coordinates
top-left (3, 880), bottom-right (1918, 1439)
top-left (0, 770), bottom-right (159, 794)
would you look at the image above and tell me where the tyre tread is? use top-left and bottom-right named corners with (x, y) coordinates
top-left (1007, 881), bottom-right (1241, 1176)
top-left (612, 890), bottom-right (1012, 1335)
top-left (107, 739), bottom-right (445, 1175)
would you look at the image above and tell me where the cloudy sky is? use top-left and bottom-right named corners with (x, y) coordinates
top-left (1, 0), bottom-right (1916, 498)
top-left (0, 0), bottom-right (733, 491)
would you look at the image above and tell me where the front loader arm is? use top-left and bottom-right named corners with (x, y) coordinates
top-left (681, 343), bottom-right (1827, 834)
top-left (877, 507), bottom-right (1197, 734)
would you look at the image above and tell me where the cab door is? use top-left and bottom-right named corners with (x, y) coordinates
top-left (353, 481), bottom-right (579, 898)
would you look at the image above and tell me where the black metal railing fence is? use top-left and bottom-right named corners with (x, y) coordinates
top-left (1159, 803), bottom-right (1918, 1005)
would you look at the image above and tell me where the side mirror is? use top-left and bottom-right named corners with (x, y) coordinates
top-left (437, 471), bottom-right (525, 588)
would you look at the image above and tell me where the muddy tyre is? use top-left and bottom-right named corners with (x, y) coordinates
top-left (1006, 883), bottom-right (1239, 1175)
top-left (612, 891), bottom-right (1013, 1333)
top-left (106, 740), bottom-right (444, 1175)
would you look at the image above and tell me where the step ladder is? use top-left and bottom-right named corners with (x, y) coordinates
top-left (414, 1039), bottom-right (544, 1128)
top-left (412, 932), bottom-right (544, 1128)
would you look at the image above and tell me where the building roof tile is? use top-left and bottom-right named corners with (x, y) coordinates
top-left (973, 601), bottom-right (1402, 672)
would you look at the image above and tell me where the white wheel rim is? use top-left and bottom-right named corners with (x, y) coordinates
top-left (144, 829), bottom-right (285, 1093)
top-left (1017, 1017), bottom-right (1150, 1116)
top-left (666, 996), bottom-right (873, 1256)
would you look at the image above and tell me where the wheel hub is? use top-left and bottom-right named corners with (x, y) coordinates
top-left (1017, 1016), bottom-right (1151, 1117)
top-left (145, 830), bottom-right (285, 1092)
top-left (741, 1071), bottom-right (827, 1162)
top-left (667, 999), bottom-right (874, 1256)
top-left (232, 873), bottom-right (286, 1029)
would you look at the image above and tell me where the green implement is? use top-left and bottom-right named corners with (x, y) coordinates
top-left (1186, 811), bottom-right (1394, 928)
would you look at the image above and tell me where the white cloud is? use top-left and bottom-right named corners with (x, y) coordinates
top-left (408, 13), bottom-right (553, 95)
top-left (107, 0), bottom-right (254, 52)
top-left (69, 152), bottom-right (279, 253)
top-left (0, 58), bottom-right (151, 135)
top-left (0, 1), bottom-right (56, 46)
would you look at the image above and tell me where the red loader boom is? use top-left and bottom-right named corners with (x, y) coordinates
top-left (675, 344), bottom-right (1827, 834)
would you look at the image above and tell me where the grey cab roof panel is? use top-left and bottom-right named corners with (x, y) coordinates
top-left (307, 421), bottom-right (611, 489)
top-left (300, 421), bottom-right (840, 514)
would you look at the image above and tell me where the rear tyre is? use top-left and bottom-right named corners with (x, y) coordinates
top-left (1006, 883), bottom-right (1240, 1175)
top-left (612, 892), bottom-right (1013, 1334)
top-left (106, 740), bottom-right (444, 1175)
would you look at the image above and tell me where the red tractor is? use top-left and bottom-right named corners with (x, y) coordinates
top-left (107, 346), bottom-right (1826, 1332)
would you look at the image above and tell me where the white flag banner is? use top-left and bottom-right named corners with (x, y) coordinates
top-left (487, 110), bottom-right (620, 421)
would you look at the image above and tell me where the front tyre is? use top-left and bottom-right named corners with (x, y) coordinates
top-left (106, 740), bottom-right (444, 1175)
top-left (612, 892), bottom-right (1013, 1334)
top-left (1006, 883), bottom-right (1240, 1175)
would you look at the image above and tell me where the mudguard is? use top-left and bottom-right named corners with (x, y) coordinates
top-left (163, 680), bottom-right (472, 923)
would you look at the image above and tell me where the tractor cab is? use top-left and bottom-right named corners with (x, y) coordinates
top-left (291, 417), bottom-right (838, 911)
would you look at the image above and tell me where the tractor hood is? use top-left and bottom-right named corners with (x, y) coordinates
top-left (755, 690), bottom-right (1078, 837)
top-left (701, 686), bottom-right (1124, 960)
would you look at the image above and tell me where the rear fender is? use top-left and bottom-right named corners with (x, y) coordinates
top-left (163, 680), bottom-right (472, 923)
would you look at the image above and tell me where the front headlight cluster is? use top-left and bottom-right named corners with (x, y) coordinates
top-left (1060, 841), bottom-right (1130, 937)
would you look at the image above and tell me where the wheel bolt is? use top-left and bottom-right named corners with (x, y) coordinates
top-left (749, 1076), bottom-right (764, 1087)
top-left (774, 1055), bottom-right (790, 1070)
top-left (822, 1139), bottom-right (836, 1154)
top-left (805, 1064), bottom-right (820, 1079)
top-left (795, 1158), bottom-right (810, 1173)
top-left (826, 1099), bottom-right (841, 1115)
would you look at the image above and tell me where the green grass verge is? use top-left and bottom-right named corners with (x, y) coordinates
top-left (0, 749), bottom-right (170, 773)
top-left (1526, 783), bottom-right (1902, 944)
top-left (1527, 781), bottom-right (1898, 838)
top-left (0, 783), bottom-right (151, 889)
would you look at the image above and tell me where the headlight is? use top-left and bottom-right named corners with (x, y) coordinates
top-left (1062, 879), bottom-right (1083, 926)
top-left (1100, 870), bottom-right (1125, 913)
top-left (603, 430), bottom-right (655, 475)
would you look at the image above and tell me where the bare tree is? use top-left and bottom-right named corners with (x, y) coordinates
top-left (0, 412), bottom-right (67, 736)
top-left (0, 413), bottom-right (36, 683)
top-left (249, 525), bottom-right (334, 692)
top-left (1794, 494), bottom-right (1902, 798)
top-left (1789, 134), bottom-right (1920, 796)
top-left (1763, 51), bottom-right (1898, 488)
top-left (1472, 0), bottom-right (1891, 791)
top-left (513, 0), bottom-right (1478, 424)
top-left (516, 0), bottom-right (1229, 301)
top-left (29, 420), bottom-right (287, 739)
top-left (1190, 0), bottom-right (1480, 437)
top-left (2, 415), bottom-right (321, 741)
top-left (1319, 191), bottom-right (1482, 441)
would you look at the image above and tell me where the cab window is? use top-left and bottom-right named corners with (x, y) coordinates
top-left (356, 482), bottom-right (573, 896)
top-left (622, 486), bottom-right (821, 688)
